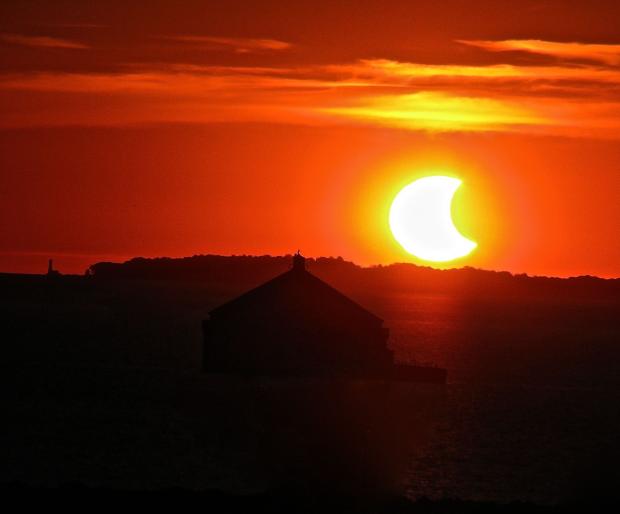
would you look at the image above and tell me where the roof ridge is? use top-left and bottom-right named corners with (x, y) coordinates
top-left (301, 269), bottom-right (383, 322)
top-left (209, 267), bottom-right (382, 322)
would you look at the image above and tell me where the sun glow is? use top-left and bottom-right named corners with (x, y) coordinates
top-left (324, 92), bottom-right (545, 132)
top-left (389, 176), bottom-right (477, 262)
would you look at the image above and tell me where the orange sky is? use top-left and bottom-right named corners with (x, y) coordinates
top-left (1, 0), bottom-right (619, 277)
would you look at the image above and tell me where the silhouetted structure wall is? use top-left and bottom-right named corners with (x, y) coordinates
top-left (202, 253), bottom-right (393, 377)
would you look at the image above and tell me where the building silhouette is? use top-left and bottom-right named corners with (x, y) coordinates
top-left (202, 252), bottom-right (395, 378)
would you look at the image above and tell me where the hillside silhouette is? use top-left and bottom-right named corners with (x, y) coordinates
top-left (88, 254), bottom-right (620, 299)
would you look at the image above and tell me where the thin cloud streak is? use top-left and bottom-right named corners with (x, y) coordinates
top-left (459, 39), bottom-right (620, 65)
top-left (0, 33), bottom-right (89, 50)
top-left (0, 70), bottom-right (371, 93)
top-left (327, 59), bottom-right (620, 86)
top-left (162, 35), bottom-right (292, 53)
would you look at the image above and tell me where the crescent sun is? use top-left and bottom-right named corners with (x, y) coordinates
top-left (389, 176), bottom-right (477, 262)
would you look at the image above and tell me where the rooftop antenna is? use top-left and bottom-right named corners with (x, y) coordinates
top-left (292, 250), bottom-right (306, 271)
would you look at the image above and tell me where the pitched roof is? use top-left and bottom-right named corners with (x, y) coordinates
top-left (209, 266), bottom-right (383, 323)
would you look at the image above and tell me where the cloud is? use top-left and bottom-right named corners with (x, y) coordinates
top-left (459, 39), bottom-right (620, 66)
top-left (0, 69), bottom-right (365, 94)
top-left (0, 33), bottom-right (89, 50)
top-left (2, 56), bottom-right (620, 138)
top-left (162, 35), bottom-right (292, 53)
top-left (325, 59), bottom-right (620, 86)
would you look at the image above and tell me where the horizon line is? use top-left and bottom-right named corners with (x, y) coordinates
top-left (1, 252), bottom-right (618, 281)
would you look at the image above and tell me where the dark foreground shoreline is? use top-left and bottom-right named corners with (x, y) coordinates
top-left (0, 483), bottom-right (605, 513)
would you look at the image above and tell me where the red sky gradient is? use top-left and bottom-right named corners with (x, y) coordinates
top-left (1, 0), bottom-right (619, 277)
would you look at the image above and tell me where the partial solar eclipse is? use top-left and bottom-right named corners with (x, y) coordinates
top-left (389, 176), bottom-right (477, 262)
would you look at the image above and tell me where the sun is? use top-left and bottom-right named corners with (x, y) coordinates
top-left (389, 176), bottom-right (477, 262)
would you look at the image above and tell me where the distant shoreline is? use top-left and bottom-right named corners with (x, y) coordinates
top-left (1, 253), bottom-right (619, 281)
